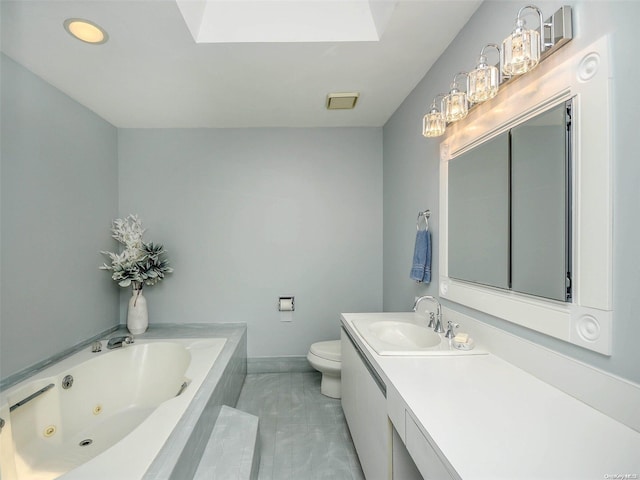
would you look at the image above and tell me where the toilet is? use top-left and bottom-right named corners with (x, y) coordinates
top-left (307, 340), bottom-right (342, 398)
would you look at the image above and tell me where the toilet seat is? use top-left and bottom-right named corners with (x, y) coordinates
top-left (309, 340), bottom-right (341, 362)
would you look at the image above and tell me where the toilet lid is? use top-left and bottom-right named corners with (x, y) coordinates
top-left (310, 340), bottom-right (341, 362)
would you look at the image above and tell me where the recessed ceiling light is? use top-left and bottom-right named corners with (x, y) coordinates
top-left (64, 18), bottom-right (108, 45)
top-left (326, 93), bottom-right (359, 110)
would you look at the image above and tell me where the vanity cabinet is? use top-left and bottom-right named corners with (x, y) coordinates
top-left (341, 328), bottom-right (391, 480)
top-left (342, 324), bottom-right (459, 480)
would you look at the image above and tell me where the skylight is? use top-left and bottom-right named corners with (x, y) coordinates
top-left (176, 0), bottom-right (398, 43)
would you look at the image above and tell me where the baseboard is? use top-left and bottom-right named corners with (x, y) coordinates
top-left (247, 356), bottom-right (314, 374)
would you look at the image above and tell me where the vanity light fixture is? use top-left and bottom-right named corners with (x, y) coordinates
top-left (420, 5), bottom-right (572, 140)
top-left (64, 18), bottom-right (109, 45)
top-left (443, 73), bottom-right (469, 123)
top-left (422, 94), bottom-right (447, 137)
top-left (501, 5), bottom-right (547, 76)
top-left (468, 44), bottom-right (501, 104)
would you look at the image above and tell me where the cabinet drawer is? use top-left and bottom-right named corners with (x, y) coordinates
top-left (405, 413), bottom-right (456, 480)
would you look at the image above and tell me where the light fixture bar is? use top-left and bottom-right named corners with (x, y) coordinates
top-left (421, 5), bottom-right (572, 139)
top-left (540, 6), bottom-right (572, 61)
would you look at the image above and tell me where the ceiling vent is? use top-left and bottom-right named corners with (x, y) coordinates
top-left (326, 93), bottom-right (360, 110)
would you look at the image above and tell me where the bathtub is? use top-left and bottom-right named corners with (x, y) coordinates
top-left (0, 337), bottom-right (226, 480)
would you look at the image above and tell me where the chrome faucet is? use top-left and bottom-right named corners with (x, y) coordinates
top-left (412, 295), bottom-right (445, 334)
top-left (444, 320), bottom-right (460, 339)
top-left (107, 335), bottom-right (134, 349)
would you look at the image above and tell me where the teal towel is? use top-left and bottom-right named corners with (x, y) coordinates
top-left (410, 229), bottom-right (431, 283)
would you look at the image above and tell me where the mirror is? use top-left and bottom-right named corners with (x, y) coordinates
top-left (511, 103), bottom-right (570, 301)
top-left (447, 102), bottom-right (571, 302)
top-left (439, 36), bottom-right (613, 355)
top-left (448, 132), bottom-right (509, 290)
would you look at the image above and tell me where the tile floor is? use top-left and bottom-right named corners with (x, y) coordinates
top-left (236, 372), bottom-right (365, 480)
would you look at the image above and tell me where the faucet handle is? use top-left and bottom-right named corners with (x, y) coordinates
top-left (444, 320), bottom-right (460, 339)
top-left (124, 335), bottom-right (134, 345)
top-left (427, 312), bottom-right (436, 329)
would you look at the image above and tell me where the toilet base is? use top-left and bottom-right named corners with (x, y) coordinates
top-left (320, 373), bottom-right (341, 399)
top-left (307, 345), bottom-right (341, 399)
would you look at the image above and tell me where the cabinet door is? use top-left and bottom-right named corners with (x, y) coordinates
top-left (405, 413), bottom-right (457, 480)
top-left (341, 330), bottom-right (390, 480)
top-left (392, 428), bottom-right (423, 480)
top-left (341, 330), bottom-right (359, 436)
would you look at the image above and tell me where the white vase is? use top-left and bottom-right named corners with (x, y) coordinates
top-left (127, 287), bottom-right (148, 334)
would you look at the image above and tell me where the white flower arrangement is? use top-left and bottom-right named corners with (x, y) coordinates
top-left (100, 214), bottom-right (173, 288)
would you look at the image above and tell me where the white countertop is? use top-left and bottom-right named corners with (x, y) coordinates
top-left (341, 312), bottom-right (640, 480)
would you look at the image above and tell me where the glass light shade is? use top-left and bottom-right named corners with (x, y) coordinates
top-left (468, 63), bottom-right (499, 103)
top-left (502, 21), bottom-right (540, 76)
top-left (444, 91), bottom-right (468, 122)
top-left (422, 110), bottom-right (446, 137)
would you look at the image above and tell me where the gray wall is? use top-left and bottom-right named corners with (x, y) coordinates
top-left (0, 54), bottom-right (119, 379)
top-left (4, 0), bottom-right (637, 384)
top-left (382, 1), bottom-right (640, 384)
top-left (117, 128), bottom-right (383, 357)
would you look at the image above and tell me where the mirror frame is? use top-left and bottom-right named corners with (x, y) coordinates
top-left (439, 36), bottom-right (612, 355)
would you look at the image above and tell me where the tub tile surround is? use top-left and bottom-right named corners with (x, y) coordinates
top-left (341, 312), bottom-right (640, 479)
top-left (141, 324), bottom-right (247, 480)
top-left (0, 325), bottom-right (121, 391)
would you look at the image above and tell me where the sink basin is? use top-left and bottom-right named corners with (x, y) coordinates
top-left (367, 321), bottom-right (441, 349)
top-left (349, 315), bottom-right (486, 356)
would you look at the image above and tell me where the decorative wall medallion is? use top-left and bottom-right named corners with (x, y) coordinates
top-left (576, 314), bottom-right (601, 342)
top-left (578, 52), bottom-right (600, 83)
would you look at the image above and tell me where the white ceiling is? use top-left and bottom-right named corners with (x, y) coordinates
top-left (0, 0), bottom-right (482, 128)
